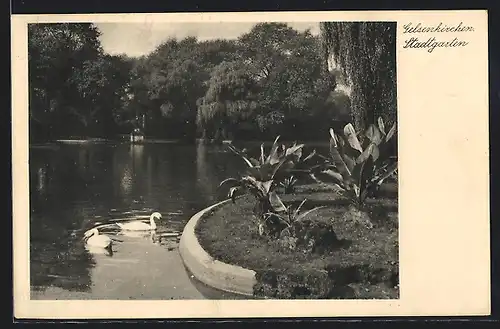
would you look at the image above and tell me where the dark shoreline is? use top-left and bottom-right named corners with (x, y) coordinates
top-left (29, 138), bottom-right (333, 147)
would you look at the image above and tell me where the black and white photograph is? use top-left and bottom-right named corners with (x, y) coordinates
top-left (12, 10), bottom-right (491, 319)
top-left (27, 19), bottom-right (399, 301)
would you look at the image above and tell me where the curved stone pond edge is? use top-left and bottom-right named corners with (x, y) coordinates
top-left (179, 199), bottom-right (257, 297)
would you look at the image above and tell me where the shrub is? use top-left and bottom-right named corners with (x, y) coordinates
top-left (219, 136), bottom-right (316, 235)
top-left (264, 196), bottom-right (324, 236)
top-left (279, 175), bottom-right (298, 194)
top-left (292, 218), bottom-right (344, 254)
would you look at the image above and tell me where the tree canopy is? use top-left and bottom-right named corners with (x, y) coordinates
top-left (28, 22), bottom-right (396, 143)
top-left (29, 23), bottom-right (132, 140)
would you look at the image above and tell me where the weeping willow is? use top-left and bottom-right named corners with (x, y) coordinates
top-left (320, 22), bottom-right (397, 134)
top-left (196, 60), bottom-right (258, 139)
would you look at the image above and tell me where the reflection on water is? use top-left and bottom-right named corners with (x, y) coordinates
top-left (29, 141), bottom-right (246, 300)
top-left (85, 244), bottom-right (114, 257)
top-left (195, 141), bottom-right (243, 200)
top-left (30, 234), bottom-right (95, 293)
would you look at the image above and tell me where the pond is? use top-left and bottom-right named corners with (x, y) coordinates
top-left (29, 140), bottom-right (260, 300)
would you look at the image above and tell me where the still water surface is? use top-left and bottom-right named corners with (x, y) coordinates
top-left (29, 141), bottom-right (249, 300)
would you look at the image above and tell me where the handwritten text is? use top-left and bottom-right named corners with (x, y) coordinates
top-left (402, 22), bottom-right (474, 53)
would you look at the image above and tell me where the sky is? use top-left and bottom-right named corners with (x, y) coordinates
top-left (95, 22), bottom-right (320, 57)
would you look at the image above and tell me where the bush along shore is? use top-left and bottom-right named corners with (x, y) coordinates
top-left (195, 118), bottom-right (399, 299)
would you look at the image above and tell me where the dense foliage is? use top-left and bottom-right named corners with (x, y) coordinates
top-left (29, 22), bottom-right (397, 144)
top-left (29, 23), bottom-right (134, 141)
top-left (29, 22), bottom-right (351, 143)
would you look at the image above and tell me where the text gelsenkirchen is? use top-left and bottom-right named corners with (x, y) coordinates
top-left (402, 22), bottom-right (473, 53)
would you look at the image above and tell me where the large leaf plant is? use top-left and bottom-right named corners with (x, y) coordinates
top-left (219, 136), bottom-right (315, 235)
top-left (311, 116), bottom-right (398, 212)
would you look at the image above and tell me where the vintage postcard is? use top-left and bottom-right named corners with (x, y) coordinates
top-left (12, 10), bottom-right (490, 319)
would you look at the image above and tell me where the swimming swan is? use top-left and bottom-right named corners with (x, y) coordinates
top-left (83, 228), bottom-right (112, 249)
top-left (116, 212), bottom-right (162, 231)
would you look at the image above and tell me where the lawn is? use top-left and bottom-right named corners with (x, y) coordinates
top-left (195, 182), bottom-right (399, 299)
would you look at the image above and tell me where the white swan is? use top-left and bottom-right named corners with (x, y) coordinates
top-left (83, 228), bottom-right (112, 249)
top-left (115, 212), bottom-right (162, 231)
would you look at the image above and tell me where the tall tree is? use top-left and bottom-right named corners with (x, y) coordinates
top-left (196, 60), bottom-right (258, 140)
top-left (150, 58), bottom-right (205, 139)
top-left (75, 54), bottom-right (133, 136)
top-left (130, 37), bottom-right (242, 139)
top-left (123, 56), bottom-right (151, 132)
top-left (28, 23), bottom-right (104, 140)
top-left (319, 22), bottom-right (397, 135)
top-left (28, 23), bottom-right (136, 140)
top-left (236, 23), bottom-right (338, 140)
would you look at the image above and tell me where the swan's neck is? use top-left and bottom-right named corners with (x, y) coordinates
top-left (150, 217), bottom-right (157, 230)
top-left (85, 230), bottom-right (98, 240)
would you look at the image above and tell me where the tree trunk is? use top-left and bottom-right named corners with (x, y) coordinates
top-left (320, 22), bottom-right (397, 133)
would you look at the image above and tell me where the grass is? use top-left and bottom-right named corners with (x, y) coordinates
top-left (195, 183), bottom-right (399, 299)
